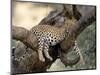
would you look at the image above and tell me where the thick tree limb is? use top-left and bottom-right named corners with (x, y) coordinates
top-left (12, 26), bottom-right (38, 49)
top-left (60, 6), bottom-right (95, 65)
top-left (60, 6), bottom-right (96, 51)
top-left (72, 6), bottom-right (96, 36)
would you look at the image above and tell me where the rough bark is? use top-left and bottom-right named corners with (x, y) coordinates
top-left (60, 5), bottom-right (96, 51)
top-left (12, 26), bottom-right (38, 49)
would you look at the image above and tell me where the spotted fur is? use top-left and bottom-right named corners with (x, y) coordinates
top-left (31, 25), bottom-right (68, 62)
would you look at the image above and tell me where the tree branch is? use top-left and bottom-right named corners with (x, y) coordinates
top-left (60, 6), bottom-right (96, 51)
top-left (12, 26), bottom-right (38, 49)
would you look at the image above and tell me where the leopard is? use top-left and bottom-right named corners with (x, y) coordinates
top-left (30, 25), bottom-right (69, 62)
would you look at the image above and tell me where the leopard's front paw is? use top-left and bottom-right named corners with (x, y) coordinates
top-left (39, 56), bottom-right (45, 62)
top-left (48, 56), bottom-right (53, 61)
